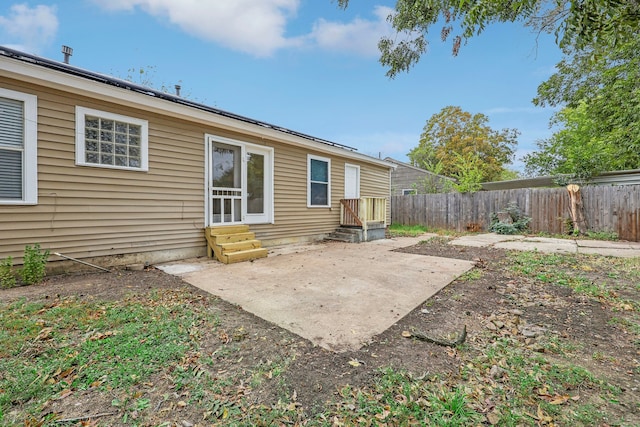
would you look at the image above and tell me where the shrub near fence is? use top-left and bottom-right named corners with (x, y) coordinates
top-left (391, 184), bottom-right (640, 241)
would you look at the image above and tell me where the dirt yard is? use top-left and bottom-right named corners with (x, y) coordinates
top-left (2, 238), bottom-right (639, 426)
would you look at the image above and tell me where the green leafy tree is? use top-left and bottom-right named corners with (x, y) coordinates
top-left (337, 0), bottom-right (640, 78)
top-left (412, 159), bottom-right (455, 193)
top-left (528, 38), bottom-right (640, 177)
top-left (409, 106), bottom-right (518, 182)
top-left (498, 168), bottom-right (521, 181)
top-left (523, 102), bottom-right (617, 178)
top-left (451, 153), bottom-right (484, 193)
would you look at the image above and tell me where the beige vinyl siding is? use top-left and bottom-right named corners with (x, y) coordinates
top-left (1, 77), bottom-right (206, 264)
top-left (1, 75), bottom-right (392, 264)
top-left (251, 147), bottom-right (391, 242)
top-left (252, 145), bottom-right (339, 241)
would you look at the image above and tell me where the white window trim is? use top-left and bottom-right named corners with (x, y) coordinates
top-left (204, 134), bottom-right (275, 226)
top-left (307, 154), bottom-right (331, 208)
top-left (0, 88), bottom-right (37, 205)
top-left (75, 106), bottom-right (149, 171)
top-left (402, 189), bottom-right (416, 195)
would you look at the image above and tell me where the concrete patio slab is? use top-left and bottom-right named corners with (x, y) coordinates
top-left (448, 233), bottom-right (640, 257)
top-left (494, 239), bottom-right (577, 254)
top-left (575, 239), bottom-right (640, 250)
top-left (577, 247), bottom-right (640, 258)
top-left (449, 233), bottom-right (524, 247)
top-left (158, 237), bottom-right (474, 352)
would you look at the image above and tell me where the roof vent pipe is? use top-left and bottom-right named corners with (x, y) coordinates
top-left (61, 45), bottom-right (73, 64)
top-left (174, 84), bottom-right (181, 97)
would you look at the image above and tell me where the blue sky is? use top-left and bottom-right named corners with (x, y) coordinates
top-left (0, 1), bottom-right (563, 171)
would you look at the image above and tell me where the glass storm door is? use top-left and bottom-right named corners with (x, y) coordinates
top-left (208, 137), bottom-right (272, 226)
top-left (211, 142), bottom-right (242, 224)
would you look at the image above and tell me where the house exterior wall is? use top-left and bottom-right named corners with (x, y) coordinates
top-left (0, 73), bottom-right (391, 267)
top-left (1, 76), bottom-right (207, 266)
top-left (253, 144), bottom-right (391, 245)
top-left (389, 162), bottom-right (452, 196)
top-left (391, 165), bottom-right (429, 196)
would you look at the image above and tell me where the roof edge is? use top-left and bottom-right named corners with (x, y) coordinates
top-left (0, 45), bottom-right (385, 160)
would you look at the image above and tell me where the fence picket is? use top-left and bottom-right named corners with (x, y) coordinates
top-left (391, 185), bottom-right (640, 241)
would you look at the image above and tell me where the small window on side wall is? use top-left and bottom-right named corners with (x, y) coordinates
top-left (308, 154), bottom-right (331, 207)
top-left (402, 189), bottom-right (417, 195)
top-left (75, 106), bottom-right (149, 171)
top-left (0, 88), bottom-right (37, 205)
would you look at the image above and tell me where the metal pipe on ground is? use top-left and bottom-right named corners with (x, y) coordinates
top-left (53, 252), bottom-right (111, 272)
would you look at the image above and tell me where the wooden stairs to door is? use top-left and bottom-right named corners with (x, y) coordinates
top-left (205, 225), bottom-right (268, 264)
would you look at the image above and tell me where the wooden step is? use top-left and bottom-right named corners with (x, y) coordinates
top-left (206, 225), bottom-right (250, 236)
top-left (204, 226), bottom-right (268, 264)
top-left (218, 239), bottom-right (262, 254)
top-left (223, 248), bottom-right (268, 264)
top-left (212, 232), bottom-right (256, 244)
top-left (204, 234), bottom-right (224, 260)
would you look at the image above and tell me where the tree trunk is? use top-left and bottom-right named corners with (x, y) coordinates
top-left (566, 184), bottom-right (587, 234)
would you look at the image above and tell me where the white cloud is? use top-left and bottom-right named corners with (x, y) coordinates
top-left (0, 4), bottom-right (58, 54)
top-left (91, 0), bottom-right (302, 57)
top-left (308, 6), bottom-right (394, 57)
top-left (91, 1), bottom-right (393, 58)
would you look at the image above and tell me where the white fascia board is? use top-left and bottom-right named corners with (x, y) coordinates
top-left (1, 57), bottom-right (395, 170)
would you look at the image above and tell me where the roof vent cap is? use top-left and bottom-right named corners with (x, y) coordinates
top-left (61, 45), bottom-right (73, 64)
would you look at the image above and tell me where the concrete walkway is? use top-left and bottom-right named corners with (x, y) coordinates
top-left (449, 233), bottom-right (640, 257)
top-left (158, 237), bottom-right (475, 352)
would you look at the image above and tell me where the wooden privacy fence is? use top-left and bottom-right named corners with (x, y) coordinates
top-left (391, 184), bottom-right (640, 241)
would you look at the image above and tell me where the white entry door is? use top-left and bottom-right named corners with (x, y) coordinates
top-left (344, 164), bottom-right (360, 199)
top-left (206, 135), bottom-right (273, 226)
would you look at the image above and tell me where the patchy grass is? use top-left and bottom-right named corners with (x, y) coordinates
top-left (419, 235), bottom-right (453, 245)
top-left (324, 334), bottom-right (619, 427)
top-left (330, 369), bottom-right (481, 426)
top-left (535, 230), bottom-right (619, 241)
top-left (388, 223), bottom-right (466, 238)
top-left (2, 247), bottom-right (639, 426)
top-left (457, 269), bottom-right (483, 282)
top-left (0, 291), bottom-right (216, 425)
top-left (508, 251), bottom-right (640, 311)
top-left (388, 223), bottom-right (430, 237)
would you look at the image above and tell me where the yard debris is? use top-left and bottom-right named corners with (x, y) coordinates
top-left (405, 325), bottom-right (467, 347)
top-left (35, 327), bottom-right (54, 341)
top-left (53, 252), bottom-right (111, 272)
top-left (218, 330), bottom-right (230, 344)
top-left (53, 411), bottom-right (117, 424)
top-left (489, 365), bottom-right (506, 380)
top-left (348, 359), bottom-right (364, 367)
top-left (520, 325), bottom-right (547, 338)
top-left (472, 257), bottom-right (486, 268)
